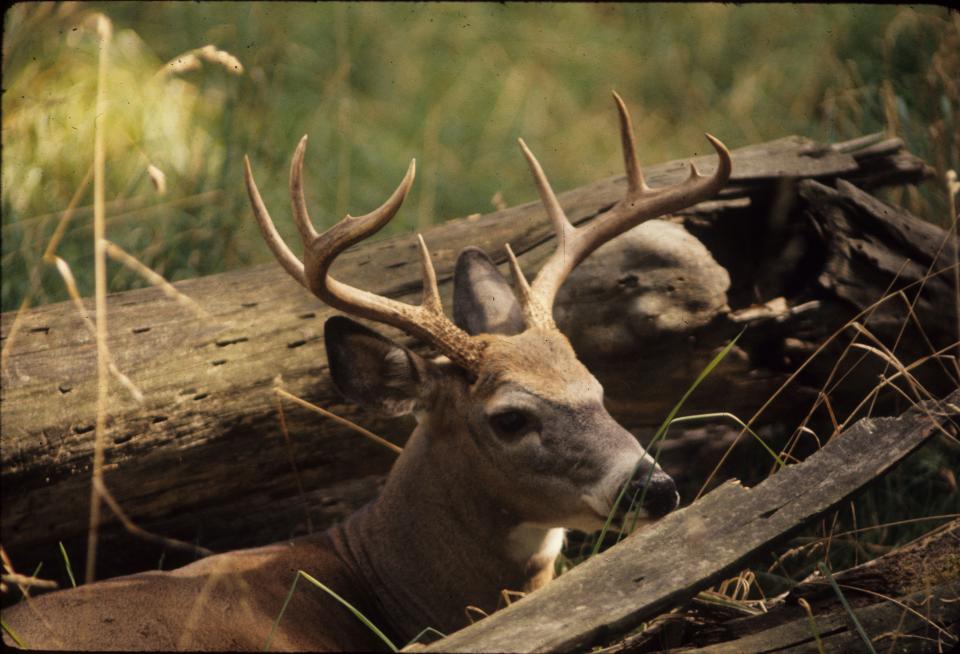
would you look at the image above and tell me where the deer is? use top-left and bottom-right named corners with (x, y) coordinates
top-left (1, 93), bottom-right (730, 651)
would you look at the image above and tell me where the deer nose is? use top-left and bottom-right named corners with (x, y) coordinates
top-left (627, 469), bottom-right (678, 519)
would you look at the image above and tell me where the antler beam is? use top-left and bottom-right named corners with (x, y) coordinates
top-left (513, 91), bottom-right (732, 329)
top-left (243, 137), bottom-right (486, 371)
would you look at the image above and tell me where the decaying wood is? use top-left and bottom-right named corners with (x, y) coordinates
top-left (676, 582), bottom-right (958, 654)
top-left (590, 520), bottom-right (960, 654)
top-left (0, 132), bottom-right (947, 582)
top-left (419, 390), bottom-right (958, 653)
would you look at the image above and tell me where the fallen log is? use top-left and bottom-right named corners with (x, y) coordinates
top-left (419, 389), bottom-right (958, 652)
top-left (677, 582), bottom-right (959, 654)
top-left (1, 133), bottom-right (948, 582)
top-left (589, 519), bottom-right (960, 653)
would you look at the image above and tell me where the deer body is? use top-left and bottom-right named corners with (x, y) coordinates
top-left (2, 94), bottom-right (729, 651)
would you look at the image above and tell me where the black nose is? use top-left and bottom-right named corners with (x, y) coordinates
top-left (627, 470), bottom-right (678, 519)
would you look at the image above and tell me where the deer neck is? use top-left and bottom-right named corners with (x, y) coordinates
top-left (335, 419), bottom-right (563, 641)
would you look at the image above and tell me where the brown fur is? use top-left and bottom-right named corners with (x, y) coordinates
top-left (2, 323), bottom-right (669, 652)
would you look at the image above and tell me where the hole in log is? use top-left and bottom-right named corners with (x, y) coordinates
top-left (74, 424), bottom-right (94, 434)
top-left (132, 326), bottom-right (151, 334)
top-left (211, 359), bottom-right (227, 366)
top-left (241, 302), bottom-right (258, 308)
top-left (760, 507), bottom-right (779, 519)
top-left (113, 433), bottom-right (133, 445)
top-left (58, 383), bottom-right (72, 394)
top-left (152, 416), bottom-right (168, 424)
top-left (216, 336), bottom-right (249, 347)
top-left (193, 393), bottom-right (209, 401)
top-left (385, 260), bottom-right (406, 269)
top-left (617, 274), bottom-right (639, 288)
top-left (30, 326), bottom-right (50, 334)
top-left (298, 312), bottom-right (316, 319)
top-left (633, 575), bottom-right (645, 584)
top-left (287, 339), bottom-right (307, 349)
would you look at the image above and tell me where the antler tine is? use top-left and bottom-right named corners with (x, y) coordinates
top-left (519, 96), bottom-right (732, 328)
top-left (612, 90), bottom-right (647, 195)
top-left (518, 138), bottom-right (575, 242)
top-left (244, 155), bottom-right (308, 288)
top-left (246, 139), bottom-right (487, 372)
top-left (417, 234), bottom-right (442, 314)
top-left (290, 135), bottom-right (320, 242)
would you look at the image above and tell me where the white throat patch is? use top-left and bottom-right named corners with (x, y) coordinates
top-left (506, 524), bottom-right (566, 565)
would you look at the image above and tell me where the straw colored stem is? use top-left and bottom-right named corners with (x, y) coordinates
top-left (85, 13), bottom-right (112, 586)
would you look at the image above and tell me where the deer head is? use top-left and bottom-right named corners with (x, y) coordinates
top-left (243, 92), bottom-right (731, 541)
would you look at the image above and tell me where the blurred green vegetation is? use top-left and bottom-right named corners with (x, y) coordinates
top-left (2, 3), bottom-right (957, 312)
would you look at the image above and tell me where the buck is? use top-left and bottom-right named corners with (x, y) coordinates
top-left (1, 93), bottom-right (730, 651)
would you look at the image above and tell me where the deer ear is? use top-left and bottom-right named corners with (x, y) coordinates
top-left (453, 247), bottom-right (524, 336)
top-left (324, 316), bottom-right (434, 417)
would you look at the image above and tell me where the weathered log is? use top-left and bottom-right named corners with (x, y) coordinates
top-left (0, 133), bottom-right (945, 583)
top-left (674, 582), bottom-right (959, 654)
top-left (419, 390), bottom-right (959, 653)
top-left (589, 519), bottom-right (960, 653)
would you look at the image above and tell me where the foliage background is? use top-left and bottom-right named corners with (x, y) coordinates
top-left (2, 2), bottom-right (958, 312)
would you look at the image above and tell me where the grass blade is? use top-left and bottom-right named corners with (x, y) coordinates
top-left (265, 570), bottom-right (398, 652)
top-left (404, 627), bottom-right (447, 648)
top-left (58, 541), bottom-right (76, 588)
top-left (591, 328), bottom-right (745, 555)
top-left (669, 412), bottom-right (785, 468)
top-left (798, 598), bottom-right (826, 654)
top-left (818, 562), bottom-right (877, 654)
top-left (1, 618), bottom-right (27, 649)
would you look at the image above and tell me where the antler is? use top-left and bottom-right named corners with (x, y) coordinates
top-left (243, 136), bottom-right (486, 371)
top-left (511, 91), bottom-right (732, 329)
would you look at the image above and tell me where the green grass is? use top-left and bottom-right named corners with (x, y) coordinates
top-left (2, 4), bottom-right (957, 311)
top-left (58, 541), bottom-right (77, 589)
top-left (266, 569), bottom-right (399, 652)
top-left (588, 329), bottom-right (746, 557)
top-left (818, 562), bottom-right (877, 654)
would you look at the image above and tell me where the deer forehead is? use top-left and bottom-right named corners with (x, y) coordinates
top-left (476, 329), bottom-right (603, 405)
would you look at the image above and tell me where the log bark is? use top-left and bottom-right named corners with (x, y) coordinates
top-left (0, 132), bottom-right (948, 582)
top-left (418, 390), bottom-right (959, 653)
top-left (675, 583), bottom-right (959, 654)
top-left (589, 519), bottom-right (960, 653)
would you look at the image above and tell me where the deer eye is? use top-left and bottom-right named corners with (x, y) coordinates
top-left (489, 410), bottom-right (533, 438)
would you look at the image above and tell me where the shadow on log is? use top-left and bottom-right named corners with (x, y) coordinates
top-left (1, 132), bottom-right (955, 585)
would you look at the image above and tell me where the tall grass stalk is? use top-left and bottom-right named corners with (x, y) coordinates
top-left (53, 256), bottom-right (144, 402)
top-left (0, 164), bottom-right (92, 372)
top-left (696, 263), bottom-right (960, 501)
top-left (85, 12), bottom-right (113, 586)
top-left (274, 387), bottom-right (403, 455)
